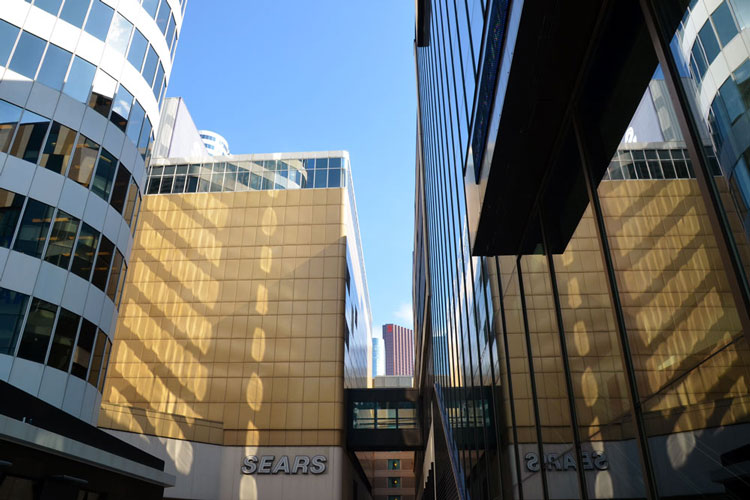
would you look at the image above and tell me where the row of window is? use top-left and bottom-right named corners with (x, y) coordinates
top-left (603, 147), bottom-right (721, 181)
top-left (0, 286), bottom-right (112, 394)
top-left (684, 1), bottom-right (744, 84)
top-left (0, 188), bottom-right (129, 306)
top-left (146, 159), bottom-right (348, 195)
top-left (0, 98), bottom-right (143, 228)
top-left (710, 60), bottom-right (750, 132)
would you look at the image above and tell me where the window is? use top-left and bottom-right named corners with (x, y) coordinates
top-left (87, 329), bottom-right (108, 387)
top-left (735, 60), bottom-right (750, 109)
top-left (91, 236), bottom-right (114, 290)
top-left (91, 149), bottom-right (118, 201)
top-left (97, 336), bottom-right (111, 391)
top-left (39, 122), bottom-right (77, 174)
top-left (37, 44), bottom-right (72, 91)
top-left (711, 2), bottom-right (738, 47)
top-left (0, 288), bottom-right (29, 355)
top-left (142, 0), bottom-right (159, 18)
top-left (698, 22), bottom-right (720, 64)
top-left (71, 319), bottom-right (96, 379)
top-left (0, 20), bottom-right (20, 67)
top-left (166, 15), bottom-right (176, 49)
top-left (89, 70), bottom-right (116, 117)
top-left (109, 165), bottom-right (131, 213)
top-left (126, 101), bottom-right (145, 144)
top-left (110, 85), bottom-right (133, 131)
top-left (388, 477), bottom-right (401, 488)
top-left (68, 135), bottom-right (100, 187)
top-left (106, 13), bottom-right (133, 55)
top-left (387, 459), bottom-right (401, 470)
top-left (9, 31), bottom-right (45, 79)
top-left (0, 189), bottom-right (24, 248)
top-left (123, 180), bottom-right (139, 225)
top-left (34, 0), bottom-right (63, 16)
top-left (720, 77), bottom-right (745, 123)
top-left (127, 29), bottom-right (148, 71)
top-left (0, 99), bottom-right (22, 153)
top-left (10, 110), bottom-right (50, 164)
top-left (13, 200), bottom-right (54, 258)
top-left (60, 0), bottom-right (91, 28)
top-left (44, 210), bottom-right (80, 269)
top-left (155, 0), bottom-right (170, 34)
top-left (63, 56), bottom-right (96, 103)
top-left (71, 223), bottom-right (99, 280)
top-left (17, 298), bottom-right (58, 363)
top-left (138, 117), bottom-right (152, 158)
top-left (106, 250), bottom-right (124, 301)
top-left (47, 308), bottom-right (80, 371)
top-left (142, 46), bottom-right (158, 86)
top-left (84, 1), bottom-right (114, 41)
top-left (152, 63), bottom-right (164, 96)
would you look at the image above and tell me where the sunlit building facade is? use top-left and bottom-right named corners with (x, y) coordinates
top-left (414, 0), bottom-right (750, 499)
top-left (97, 149), bottom-right (374, 499)
top-left (383, 323), bottom-right (414, 376)
top-left (0, 0), bottom-right (184, 497)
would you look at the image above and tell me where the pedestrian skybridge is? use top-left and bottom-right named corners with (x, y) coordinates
top-left (345, 388), bottom-right (423, 451)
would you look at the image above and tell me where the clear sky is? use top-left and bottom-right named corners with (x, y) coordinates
top-left (167, 1), bottom-right (417, 336)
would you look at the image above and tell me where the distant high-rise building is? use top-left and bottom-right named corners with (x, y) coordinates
top-left (198, 129), bottom-right (229, 156)
top-left (371, 334), bottom-right (385, 377)
top-left (382, 323), bottom-right (413, 376)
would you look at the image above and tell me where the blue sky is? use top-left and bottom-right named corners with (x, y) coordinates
top-left (167, 1), bottom-right (417, 337)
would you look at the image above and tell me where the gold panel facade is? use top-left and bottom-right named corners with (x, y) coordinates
top-left (100, 188), bottom-right (350, 447)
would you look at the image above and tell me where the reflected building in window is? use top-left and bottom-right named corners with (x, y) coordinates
top-left (414, 1), bottom-right (750, 499)
top-left (0, 0), bottom-right (185, 497)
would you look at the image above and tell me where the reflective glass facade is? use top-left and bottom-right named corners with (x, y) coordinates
top-left (415, 1), bottom-right (750, 499)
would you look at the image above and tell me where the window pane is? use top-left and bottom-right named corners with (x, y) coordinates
top-left (60, 0), bottom-right (91, 28)
top-left (0, 188), bottom-right (24, 248)
top-left (142, 0), bottom-right (159, 18)
top-left (110, 85), bottom-right (133, 131)
top-left (106, 250), bottom-right (123, 301)
top-left (70, 222), bottom-right (99, 280)
top-left (712, 2), bottom-right (738, 47)
top-left (125, 101), bottom-right (145, 144)
top-left (699, 21), bottom-right (721, 64)
top-left (0, 20), bottom-right (20, 67)
top-left (0, 99), bottom-right (22, 153)
top-left (123, 180), bottom-right (138, 224)
top-left (314, 169), bottom-right (327, 188)
top-left (88, 70), bottom-right (116, 117)
top-left (155, 0), bottom-right (170, 34)
top-left (37, 44), bottom-right (72, 91)
top-left (84, 0), bottom-right (114, 41)
top-left (9, 110), bottom-right (50, 164)
top-left (17, 298), bottom-right (57, 363)
top-left (142, 46), bottom-right (158, 86)
top-left (109, 164), bottom-right (131, 213)
top-left (87, 329), bottom-right (107, 386)
top-left (0, 288), bottom-right (29, 355)
top-left (127, 28), bottom-right (147, 71)
top-left (114, 259), bottom-right (127, 305)
top-left (44, 209), bottom-right (79, 269)
top-left (67, 134), bottom-right (100, 187)
top-left (328, 169), bottom-right (341, 188)
top-left (34, 0), bottom-right (63, 16)
top-left (97, 337), bottom-right (111, 392)
top-left (91, 236), bottom-right (114, 290)
top-left (63, 56), bottom-right (96, 103)
top-left (12, 199), bottom-right (54, 258)
top-left (91, 148), bottom-right (117, 201)
top-left (106, 13), bottom-right (132, 55)
top-left (39, 122), bottom-right (77, 174)
top-left (166, 15), bottom-right (176, 50)
top-left (720, 77), bottom-right (745, 123)
top-left (71, 319), bottom-right (96, 379)
top-left (138, 117), bottom-right (152, 158)
top-left (9, 32), bottom-right (45, 79)
top-left (47, 308), bottom-right (79, 371)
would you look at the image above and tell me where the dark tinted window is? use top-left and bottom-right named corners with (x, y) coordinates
top-left (110, 85), bottom-right (133, 131)
top-left (71, 319), bottom-right (96, 379)
top-left (0, 99), bottom-right (22, 153)
top-left (0, 189), bottom-right (24, 248)
top-left (109, 164), bottom-right (131, 213)
top-left (91, 236), bottom-right (114, 290)
top-left (699, 21), bottom-right (720, 64)
top-left (712, 2), bottom-right (738, 46)
top-left (125, 101), bottom-right (145, 144)
top-left (71, 222), bottom-right (99, 280)
top-left (44, 210), bottom-right (79, 269)
top-left (106, 250), bottom-right (123, 301)
top-left (13, 199), bottom-right (54, 258)
top-left (87, 329), bottom-right (107, 386)
top-left (67, 135), bottom-right (100, 187)
top-left (39, 122), bottom-right (77, 174)
top-left (91, 148), bottom-right (118, 201)
top-left (0, 288), bottom-right (29, 355)
top-left (47, 308), bottom-right (80, 371)
top-left (17, 298), bottom-right (57, 363)
top-left (9, 110), bottom-right (50, 164)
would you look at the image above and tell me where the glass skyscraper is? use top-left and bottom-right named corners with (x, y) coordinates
top-left (414, 1), bottom-right (750, 499)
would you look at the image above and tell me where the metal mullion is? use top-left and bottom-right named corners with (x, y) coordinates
top-left (438, 0), bottom-right (465, 162)
top-left (537, 210), bottom-right (589, 500)
top-left (640, 0), bottom-right (750, 346)
top-left (516, 257), bottom-right (550, 500)
top-left (494, 256), bottom-right (524, 500)
top-left (573, 113), bottom-right (658, 500)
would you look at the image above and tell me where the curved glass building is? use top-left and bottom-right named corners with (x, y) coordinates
top-left (0, 0), bottom-right (184, 426)
top-left (198, 129), bottom-right (229, 156)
